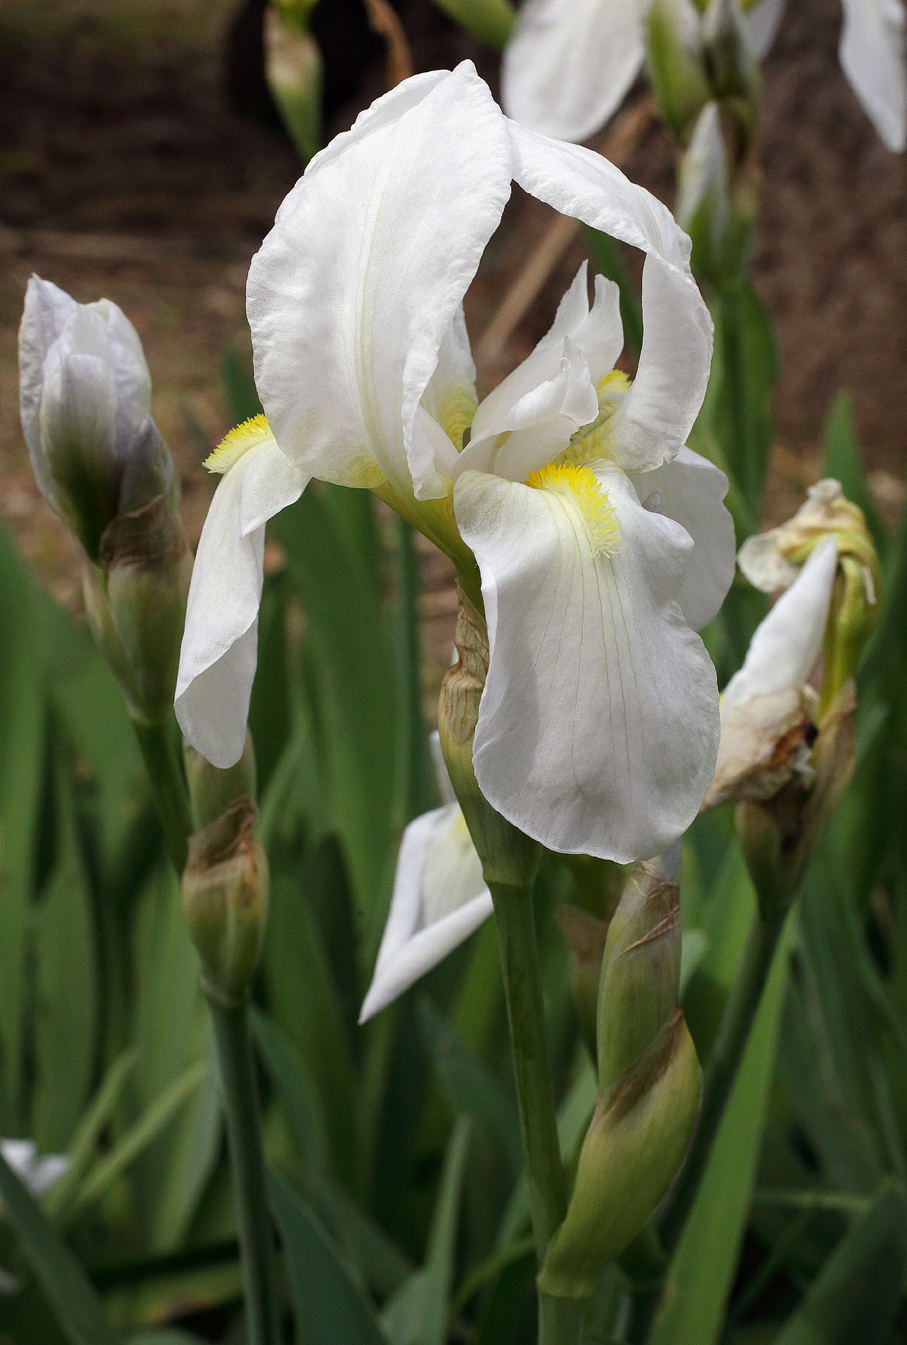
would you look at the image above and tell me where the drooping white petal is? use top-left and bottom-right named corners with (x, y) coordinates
top-left (629, 447), bottom-right (735, 630)
top-left (359, 804), bottom-right (492, 1022)
top-left (744, 0), bottom-right (786, 59)
top-left (248, 62), bottom-right (512, 503)
top-left (502, 0), bottom-right (647, 143)
top-left (507, 120), bottom-right (713, 471)
top-left (454, 463), bottom-right (719, 862)
top-left (176, 434), bottom-right (307, 768)
top-left (456, 338), bottom-right (599, 481)
top-left (722, 535), bottom-right (838, 716)
top-left (839, 0), bottom-right (907, 153)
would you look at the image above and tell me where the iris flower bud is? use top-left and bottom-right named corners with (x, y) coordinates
top-left (539, 864), bottom-right (700, 1300)
top-left (19, 276), bottom-right (175, 561)
top-left (646, 0), bottom-right (712, 145)
top-left (182, 799), bottom-right (268, 1008)
top-left (264, 2), bottom-right (322, 162)
top-left (185, 732), bottom-right (258, 831)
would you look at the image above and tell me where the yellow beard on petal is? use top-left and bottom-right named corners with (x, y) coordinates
top-left (526, 462), bottom-right (620, 558)
top-left (205, 414), bottom-right (274, 474)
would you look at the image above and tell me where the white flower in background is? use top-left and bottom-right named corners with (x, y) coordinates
top-left (18, 276), bottom-right (173, 556)
top-left (177, 61), bottom-right (735, 864)
top-left (501, 0), bottom-right (906, 153)
top-left (360, 734), bottom-right (491, 1021)
top-left (704, 535), bottom-right (838, 807)
top-left (0, 1139), bottom-right (69, 1201)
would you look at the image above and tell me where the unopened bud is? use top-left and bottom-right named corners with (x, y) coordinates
top-left (432, 0), bottom-right (515, 50)
top-left (19, 277), bottom-right (175, 561)
top-left (182, 799), bottom-right (268, 1006)
top-left (185, 732), bottom-right (258, 830)
top-left (539, 865), bottom-right (700, 1299)
top-left (646, 0), bottom-right (711, 144)
top-left (556, 904), bottom-right (610, 1061)
top-left (676, 101), bottom-right (758, 286)
top-left (438, 589), bottom-right (540, 890)
top-left (736, 681), bottom-right (856, 916)
top-left (83, 495), bottom-right (192, 724)
top-left (264, 5), bottom-right (322, 162)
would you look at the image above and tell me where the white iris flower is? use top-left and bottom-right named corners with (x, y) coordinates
top-left (501, 0), bottom-right (906, 153)
top-left (176, 62), bottom-right (735, 864)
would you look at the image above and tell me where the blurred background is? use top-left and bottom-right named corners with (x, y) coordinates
top-left (0, 0), bottom-right (905, 684)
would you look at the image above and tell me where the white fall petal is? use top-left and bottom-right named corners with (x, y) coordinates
top-left (456, 463), bottom-right (720, 861)
top-left (502, 0), bottom-right (646, 144)
top-left (705, 535), bottom-right (839, 807)
top-left (360, 736), bottom-right (491, 1021)
top-left (175, 423), bottom-right (306, 767)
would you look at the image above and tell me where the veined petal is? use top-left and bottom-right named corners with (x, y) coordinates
top-left (456, 338), bottom-right (599, 481)
top-left (359, 804), bottom-right (492, 1022)
top-left (722, 535), bottom-right (838, 715)
top-left (454, 463), bottom-right (719, 862)
top-left (630, 447), bottom-right (735, 630)
top-left (744, 0), bottom-right (786, 58)
top-left (176, 427), bottom-right (307, 767)
top-left (507, 120), bottom-right (713, 471)
top-left (502, 0), bottom-right (647, 143)
top-left (248, 62), bottom-right (512, 503)
top-left (840, 0), bottom-right (906, 153)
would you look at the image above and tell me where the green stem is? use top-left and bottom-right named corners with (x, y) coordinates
top-left (209, 998), bottom-right (278, 1345)
top-left (538, 1291), bottom-right (586, 1345)
top-left (489, 882), bottom-right (566, 1259)
top-left (658, 906), bottom-right (786, 1252)
top-left (131, 716), bottom-right (192, 874)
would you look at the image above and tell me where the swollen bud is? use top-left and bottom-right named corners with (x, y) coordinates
top-left (438, 589), bottom-right (540, 891)
top-left (182, 799), bottom-right (268, 1007)
top-left (539, 865), bottom-right (701, 1300)
top-left (676, 102), bottom-right (758, 286)
top-left (556, 905), bottom-right (610, 1061)
top-left (646, 0), bottom-right (711, 144)
top-left (83, 495), bottom-right (192, 725)
top-left (185, 732), bottom-right (258, 831)
top-left (19, 277), bottom-right (175, 561)
top-left (701, 0), bottom-right (761, 140)
top-left (264, 3), bottom-right (322, 162)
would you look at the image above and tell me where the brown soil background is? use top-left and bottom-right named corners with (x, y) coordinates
top-left (0, 0), bottom-right (904, 685)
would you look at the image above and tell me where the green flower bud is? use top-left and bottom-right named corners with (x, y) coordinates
top-left (539, 864), bottom-right (701, 1300)
top-left (676, 101), bottom-right (758, 286)
top-left (19, 277), bottom-right (176, 561)
top-left (83, 494), bottom-right (192, 725)
top-left (438, 589), bottom-right (540, 890)
top-left (185, 732), bottom-right (258, 831)
top-left (646, 0), bottom-right (711, 145)
top-left (182, 799), bottom-right (268, 1007)
top-left (555, 904), bottom-right (610, 1061)
top-left (428, 0), bottom-right (515, 50)
top-left (264, 4), bottom-right (322, 162)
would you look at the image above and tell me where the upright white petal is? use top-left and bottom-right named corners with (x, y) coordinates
top-left (840, 0), bottom-right (907, 152)
top-left (502, 0), bottom-right (647, 143)
top-left (722, 536), bottom-right (838, 715)
top-left (359, 804), bottom-right (492, 1022)
top-left (248, 62), bottom-right (513, 503)
top-left (744, 0), bottom-right (786, 59)
top-left (454, 463), bottom-right (719, 862)
top-left (507, 120), bottom-right (713, 471)
top-left (176, 430), bottom-right (307, 767)
top-left (630, 447), bottom-right (735, 630)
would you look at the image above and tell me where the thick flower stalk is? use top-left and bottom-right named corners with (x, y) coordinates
top-left (501, 0), bottom-right (906, 154)
top-left (19, 277), bottom-right (192, 870)
top-left (177, 62), bottom-right (735, 869)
